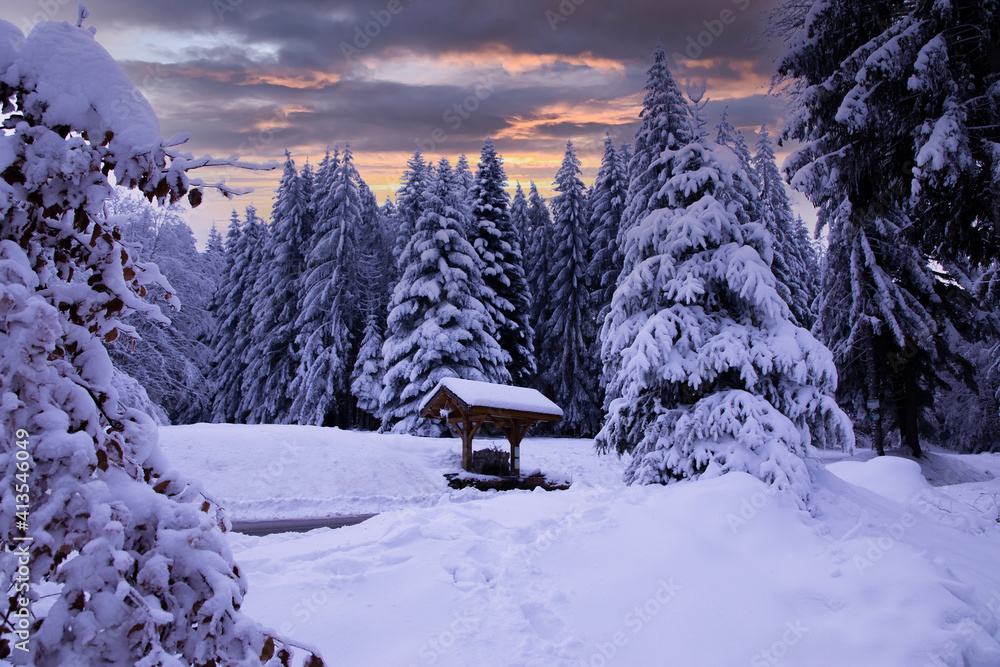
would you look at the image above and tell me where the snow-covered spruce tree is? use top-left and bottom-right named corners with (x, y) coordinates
top-left (291, 144), bottom-right (363, 426)
top-left (0, 18), bottom-right (322, 665)
top-left (597, 85), bottom-right (852, 501)
top-left (752, 124), bottom-right (819, 328)
top-left (380, 159), bottom-right (510, 434)
top-left (107, 193), bottom-right (217, 424)
top-left (618, 45), bottom-right (694, 244)
top-left (353, 183), bottom-right (395, 337)
top-left (454, 153), bottom-right (476, 233)
top-left (205, 222), bottom-right (226, 276)
top-left (602, 45), bottom-right (695, 395)
top-left (241, 152), bottom-right (312, 424)
top-left (393, 151), bottom-right (431, 269)
top-left (618, 140), bottom-right (632, 180)
top-left (209, 205), bottom-right (266, 423)
top-left (936, 340), bottom-right (1000, 454)
top-left (777, 0), bottom-right (988, 457)
top-left (207, 210), bottom-right (243, 421)
top-left (814, 0), bottom-right (998, 266)
top-left (717, 114), bottom-right (802, 330)
top-left (588, 133), bottom-right (628, 330)
top-left (542, 141), bottom-right (600, 436)
top-left (351, 312), bottom-right (384, 430)
top-left (455, 154), bottom-right (475, 194)
top-left (233, 207), bottom-right (270, 422)
top-left (469, 138), bottom-right (535, 386)
top-left (817, 209), bottom-right (981, 456)
top-left (525, 181), bottom-right (554, 391)
top-left (510, 181), bottom-right (530, 254)
top-left (310, 148), bottom-right (337, 217)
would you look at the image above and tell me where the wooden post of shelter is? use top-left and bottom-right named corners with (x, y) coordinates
top-left (419, 378), bottom-right (562, 477)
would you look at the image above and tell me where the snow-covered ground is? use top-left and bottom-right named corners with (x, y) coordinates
top-left (159, 425), bottom-right (1000, 666)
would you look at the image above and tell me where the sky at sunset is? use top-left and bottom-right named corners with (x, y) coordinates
top-left (3, 0), bottom-right (814, 245)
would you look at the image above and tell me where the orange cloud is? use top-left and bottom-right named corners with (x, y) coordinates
top-left (158, 64), bottom-right (340, 89)
top-left (432, 45), bottom-right (627, 74)
top-left (355, 45), bottom-right (627, 85)
top-left (672, 58), bottom-right (771, 99)
top-left (497, 93), bottom-right (643, 142)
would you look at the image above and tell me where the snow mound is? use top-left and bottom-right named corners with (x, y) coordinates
top-left (826, 455), bottom-right (990, 533)
top-left (11, 21), bottom-right (162, 152)
top-left (826, 455), bottom-right (930, 504)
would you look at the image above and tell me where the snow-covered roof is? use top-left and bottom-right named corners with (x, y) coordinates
top-left (420, 377), bottom-right (563, 418)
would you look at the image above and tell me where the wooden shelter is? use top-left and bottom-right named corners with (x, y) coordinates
top-left (419, 378), bottom-right (563, 477)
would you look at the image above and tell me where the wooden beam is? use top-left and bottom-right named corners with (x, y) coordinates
top-left (449, 416), bottom-right (484, 473)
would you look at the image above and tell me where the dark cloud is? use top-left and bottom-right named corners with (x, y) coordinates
top-left (7, 0), bottom-right (782, 67)
top-left (0, 0), bottom-right (801, 238)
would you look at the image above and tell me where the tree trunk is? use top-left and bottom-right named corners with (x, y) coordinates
top-left (900, 362), bottom-right (923, 458)
top-left (866, 327), bottom-right (885, 456)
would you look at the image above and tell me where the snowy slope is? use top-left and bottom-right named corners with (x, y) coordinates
top-left (158, 426), bottom-right (1000, 666)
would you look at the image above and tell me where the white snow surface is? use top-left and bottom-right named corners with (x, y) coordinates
top-left (159, 425), bottom-right (1000, 666)
top-left (420, 376), bottom-right (564, 417)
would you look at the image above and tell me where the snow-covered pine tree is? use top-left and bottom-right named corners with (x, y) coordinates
top-left (777, 0), bottom-right (987, 456)
top-left (618, 141), bottom-right (632, 179)
top-left (714, 110), bottom-right (761, 222)
top-left (598, 71), bottom-right (852, 502)
top-left (351, 311), bottom-right (384, 430)
top-left (510, 181), bottom-right (530, 253)
top-left (618, 45), bottom-right (693, 244)
top-left (242, 152), bottom-right (311, 424)
top-left (291, 143), bottom-right (363, 426)
top-left (208, 210), bottom-right (243, 421)
top-left (393, 151), bottom-right (431, 268)
top-left (0, 17), bottom-right (321, 665)
top-left (353, 182), bottom-right (395, 347)
top-left (456, 154), bottom-right (475, 194)
top-left (542, 141), bottom-right (600, 436)
top-left (310, 147), bottom-right (337, 216)
top-left (205, 222), bottom-right (226, 275)
top-left (588, 133), bottom-right (628, 330)
top-left (210, 205), bottom-right (266, 423)
top-left (380, 158), bottom-right (510, 434)
top-left (455, 152), bottom-right (476, 233)
top-left (752, 124), bottom-right (819, 329)
top-left (805, 0), bottom-right (998, 265)
top-left (525, 180), bottom-right (555, 391)
top-left (469, 138), bottom-right (535, 386)
top-left (235, 206), bottom-right (270, 421)
top-left (715, 112), bottom-right (794, 329)
top-left (814, 202), bottom-right (976, 457)
top-left (602, 45), bottom-right (695, 394)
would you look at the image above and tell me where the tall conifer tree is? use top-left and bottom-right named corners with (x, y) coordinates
top-left (380, 159), bottom-right (510, 434)
top-left (599, 52), bottom-right (852, 499)
top-left (545, 141), bottom-right (600, 435)
top-left (469, 138), bottom-right (535, 386)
